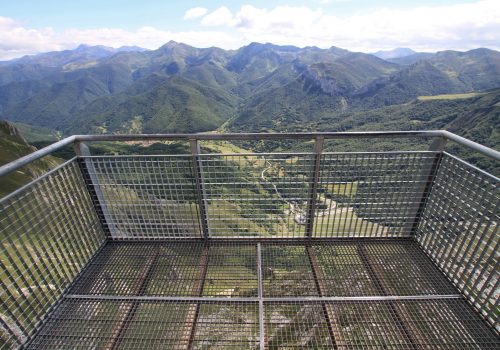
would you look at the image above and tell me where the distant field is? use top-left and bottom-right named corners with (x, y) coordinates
top-left (417, 92), bottom-right (485, 101)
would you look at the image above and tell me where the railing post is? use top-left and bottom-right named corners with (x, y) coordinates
top-left (190, 139), bottom-right (211, 239)
top-left (305, 136), bottom-right (324, 238)
top-left (404, 136), bottom-right (447, 236)
top-left (73, 141), bottom-right (117, 239)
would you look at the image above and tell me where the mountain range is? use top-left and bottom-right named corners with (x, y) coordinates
top-left (0, 42), bottom-right (498, 148)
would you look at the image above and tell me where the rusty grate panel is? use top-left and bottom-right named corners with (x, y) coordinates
top-left (70, 243), bottom-right (258, 298)
top-left (203, 243), bottom-right (258, 297)
top-left (365, 242), bottom-right (461, 296)
top-left (261, 244), bottom-right (319, 297)
top-left (24, 240), bottom-right (500, 349)
top-left (191, 302), bottom-right (259, 349)
top-left (261, 241), bottom-right (456, 297)
top-left (71, 243), bottom-right (206, 296)
top-left (265, 302), bottom-right (335, 349)
top-left (265, 299), bottom-right (499, 349)
top-left (26, 299), bottom-right (259, 349)
top-left (72, 241), bottom-right (459, 299)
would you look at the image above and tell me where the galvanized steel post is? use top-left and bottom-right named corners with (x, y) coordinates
top-left (190, 139), bottom-right (211, 239)
top-left (305, 136), bottom-right (324, 238)
top-left (74, 141), bottom-right (118, 238)
top-left (405, 137), bottom-right (447, 236)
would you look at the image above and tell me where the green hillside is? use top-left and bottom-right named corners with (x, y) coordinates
top-left (12, 122), bottom-right (62, 143)
top-left (239, 89), bottom-right (500, 173)
top-left (69, 75), bottom-right (239, 134)
top-left (1, 42), bottom-right (498, 137)
top-left (0, 121), bottom-right (63, 197)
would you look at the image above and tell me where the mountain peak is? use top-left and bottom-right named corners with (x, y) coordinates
top-left (160, 40), bottom-right (189, 50)
top-left (116, 45), bottom-right (147, 52)
top-left (74, 44), bottom-right (114, 52)
top-left (157, 41), bottom-right (197, 55)
top-left (76, 44), bottom-right (90, 50)
top-left (373, 48), bottom-right (417, 60)
top-left (0, 120), bottom-right (29, 146)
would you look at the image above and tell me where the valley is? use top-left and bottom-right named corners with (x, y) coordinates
top-left (0, 41), bottom-right (498, 187)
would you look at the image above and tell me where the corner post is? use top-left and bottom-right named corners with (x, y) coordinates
top-left (189, 139), bottom-right (211, 239)
top-left (404, 136), bottom-right (447, 237)
top-left (305, 136), bottom-right (324, 238)
top-left (73, 141), bottom-right (117, 239)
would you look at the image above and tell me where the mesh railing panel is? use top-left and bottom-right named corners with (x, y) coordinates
top-left (201, 153), bottom-right (312, 238)
top-left (0, 160), bottom-right (106, 348)
top-left (78, 152), bottom-right (438, 239)
top-left (81, 156), bottom-right (202, 239)
top-left (417, 153), bottom-right (500, 330)
top-left (313, 152), bottom-right (438, 238)
top-left (200, 152), bottom-right (437, 238)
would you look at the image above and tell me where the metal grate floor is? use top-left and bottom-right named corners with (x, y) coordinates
top-left (28, 240), bottom-right (499, 349)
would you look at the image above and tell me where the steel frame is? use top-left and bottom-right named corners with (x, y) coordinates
top-left (24, 241), bottom-right (498, 349)
top-left (1, 131), bottom-right (499, 349)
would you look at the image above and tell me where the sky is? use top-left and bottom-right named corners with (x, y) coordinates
top-left (0, 0), bottom-right (499, 60)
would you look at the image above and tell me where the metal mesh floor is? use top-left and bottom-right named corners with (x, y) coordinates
top-left (28, 240), bottom-right (499, 349)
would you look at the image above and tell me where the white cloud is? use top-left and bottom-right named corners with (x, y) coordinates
top-left (201, 7), bottom-right (234, 26)
top-left (319, 0), bottom-right (351, 3)
top-left (183, 7), bottom-right (208, 20)
top-left (198, 0), bottom-right (500, 52)
top-left (0, 1), bottom-right (499, 60)
top-left (0, 17), bottom-right (238, 60)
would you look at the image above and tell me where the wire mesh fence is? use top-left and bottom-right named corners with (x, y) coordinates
top-left (80, 155), bottom-right (202, 239)
top-left (313, 152), bottom-right (439, 238)
top-left (416, 152), bottom-right (500, 331)
top-left (0, 160), bottom-right (106, 349)
top-left (79, 151), bottom-right (439, 239)
top-left (200, 153), bottom-right (313, 238)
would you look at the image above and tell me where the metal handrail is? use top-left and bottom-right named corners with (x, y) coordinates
top-left (73, 130), bottom-right (443, 141)
top-left (0, 130), bottom-right (499, 177)
top-left (0, 136), bottom-right (76, 177)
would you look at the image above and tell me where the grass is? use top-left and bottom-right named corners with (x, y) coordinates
top-left (325, 181), bottom-right (358, 198)
top-left (203, 266), bottom-right (257, 296)
top-left (202, 140), bottom-right (253, 155)
top-left (417, 92), bottom-right (485, 101)
top-left (313, 208), bottom-right (388, 237)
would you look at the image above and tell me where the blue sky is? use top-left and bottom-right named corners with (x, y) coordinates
top-left (0, 0), bottom-right (499, 59)
top-left (1, 0), bottom-right (468, 31)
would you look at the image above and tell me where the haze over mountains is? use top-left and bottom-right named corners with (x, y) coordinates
top-left (0, 41), bottom-right (498, 148)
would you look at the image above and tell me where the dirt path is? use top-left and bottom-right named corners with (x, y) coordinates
top-left (261, 159), bottom-right (350, 225)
